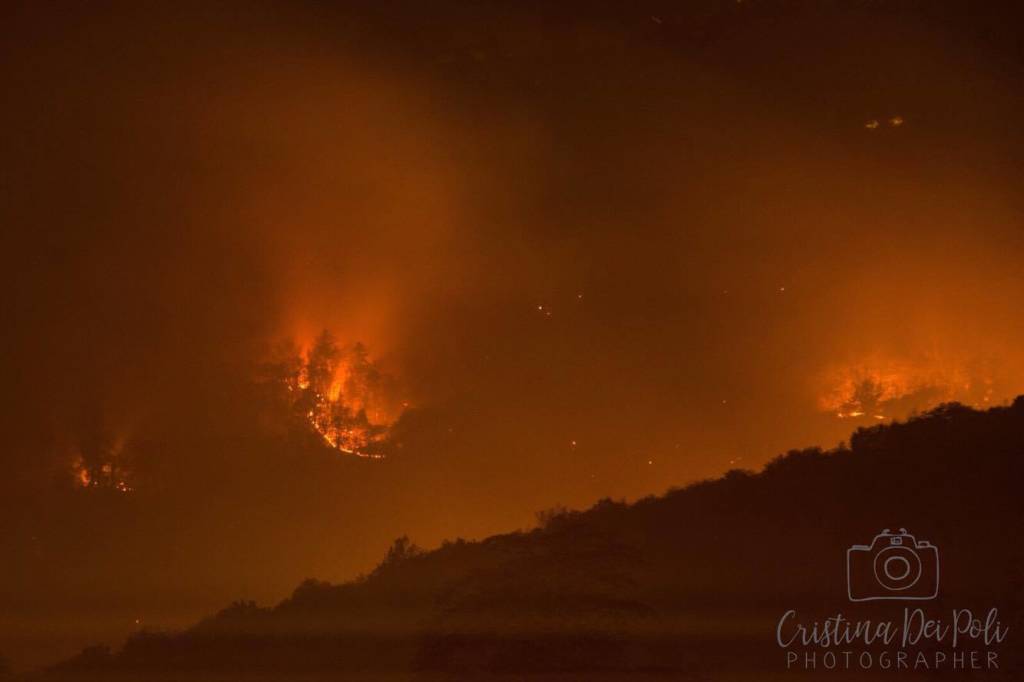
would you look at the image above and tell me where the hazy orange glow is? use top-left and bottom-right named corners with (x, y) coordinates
top-left (818, 355), bottom-right (996, 422)
top-left (4, 1), bottom-right (1024, 674)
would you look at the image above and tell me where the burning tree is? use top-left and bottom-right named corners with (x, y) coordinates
top-left (260, 330), bottom-right (404, 459)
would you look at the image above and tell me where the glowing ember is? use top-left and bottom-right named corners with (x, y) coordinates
top-left (71, 453), bottom-right (134, 493)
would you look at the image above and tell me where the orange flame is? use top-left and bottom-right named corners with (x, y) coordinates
top-left (818, 355), bottom-right (996, 422)
top-left (275, 333), bottom-right (405, 459)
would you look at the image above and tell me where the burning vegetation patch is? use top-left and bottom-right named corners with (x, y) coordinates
top-left (261, 331), bottom-right (406, 458)
top-left (67, 432), bottom-right (136, 493)
top-left (818, 357), bottom-right (997, 422)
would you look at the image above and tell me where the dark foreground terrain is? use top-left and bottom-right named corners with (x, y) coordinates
top-left (31, 400), bottom-right (1024, 680)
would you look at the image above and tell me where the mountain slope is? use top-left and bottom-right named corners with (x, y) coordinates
top-left (40, 400), bottom-right (1024, 679)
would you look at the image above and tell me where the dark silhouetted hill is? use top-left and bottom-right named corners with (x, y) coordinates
top-left (36, 400), bottom-right (1024, 680)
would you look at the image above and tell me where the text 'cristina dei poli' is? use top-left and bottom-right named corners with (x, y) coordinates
top-left (776, 608), bottom-right (1009, 671)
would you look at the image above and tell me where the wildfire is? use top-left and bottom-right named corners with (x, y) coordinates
top-left (71, 451), bottom-right (134, 493)
top-left (818, 356), bottom-right (997, 422)
top-left (266, 331), bottom-right (404, 459)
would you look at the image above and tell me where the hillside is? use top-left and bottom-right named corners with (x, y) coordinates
top-left (38, 400), bottom-right (1024, 680)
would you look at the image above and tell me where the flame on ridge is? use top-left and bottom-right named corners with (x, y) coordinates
top-left (817, 355), bottom-right (996, 422)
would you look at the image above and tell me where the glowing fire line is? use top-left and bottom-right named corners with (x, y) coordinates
top-left (282, 335), bottom-right (403, 460)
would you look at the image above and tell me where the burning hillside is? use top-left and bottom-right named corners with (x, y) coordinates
top-left (818, 355), bottom-right (998, 422)
top-left (261, 331), bottom-right (407, 458)
top-left (60, 332), bottom-right (404, 494)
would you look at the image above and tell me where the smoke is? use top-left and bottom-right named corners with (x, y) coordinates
top-left (2, 0), bottom-right (1023, 670)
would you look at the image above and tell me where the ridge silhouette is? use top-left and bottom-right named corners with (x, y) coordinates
top-left (38, 400), bottom-right (1024, 680)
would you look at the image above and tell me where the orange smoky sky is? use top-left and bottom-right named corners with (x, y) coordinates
top-left (1, 0), bottom-right (1023, 671)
